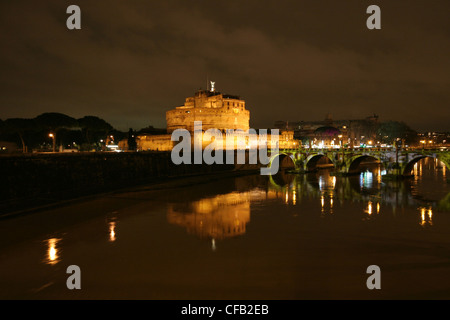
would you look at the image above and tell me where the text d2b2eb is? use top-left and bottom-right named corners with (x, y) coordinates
top-left (65, 5), bottom-right (381, 30)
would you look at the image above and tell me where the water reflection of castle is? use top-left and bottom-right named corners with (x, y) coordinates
top-left (167, 190), bottom-right (277, 241)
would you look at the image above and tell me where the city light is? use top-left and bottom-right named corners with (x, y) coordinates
top-left (48, 133), bottom-right (56, 152)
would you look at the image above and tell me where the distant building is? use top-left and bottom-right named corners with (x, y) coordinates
top-left (275, 114), bottom-right (379, 148)
top-left (418, 131), bottom-right (450, 147)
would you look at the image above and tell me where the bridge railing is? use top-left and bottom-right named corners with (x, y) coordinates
top-left (272, 146), bottom-right (447, 153)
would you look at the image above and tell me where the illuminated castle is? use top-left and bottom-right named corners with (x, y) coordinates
top-left (138, 83), bottom-right (251, 151)
top-left (166, 85), bottom-right (250, 133)
top-left (136, 82), bottom-right (298, 151)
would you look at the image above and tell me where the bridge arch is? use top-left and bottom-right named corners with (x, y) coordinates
top-left (268, 170), bottom-right (295, 189)
top-left (346, 155), bottom-right (381, 174)
top-left (402, 155), bottom-right (428, 175)
top-left (269, 152), bottom-right (296, 171)
top-left (304, 154), bottom-right (334, 171)
top-left (401, 155), bottom-right (450, 176)
top-left (439, 154), bottom-right (450, 171)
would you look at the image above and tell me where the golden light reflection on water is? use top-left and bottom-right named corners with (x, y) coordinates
top-left (366, 201), bottom-right (373, 215)
top-left (45, 238), bottom-right (61, 265)
top-left (363, 201), bottom-right (381, 218)
top-left (166, 159), bottom-right (447, 247)
top-left (109, 221), bottom-right (116, 242)
top-left (167, 190), bottom-right (271, 243)
top-left (420, 207), bottom-right (433, 227)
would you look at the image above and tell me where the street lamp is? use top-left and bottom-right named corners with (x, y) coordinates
top-left (49, 133), bottom-right (56, 152)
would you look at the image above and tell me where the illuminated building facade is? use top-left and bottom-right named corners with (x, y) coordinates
top-left (166, 89), bottom-right (250, 133)
top-left (275, 114), bottom-right (379, 148)
top-left (137, 85), bottom-right (298, 151)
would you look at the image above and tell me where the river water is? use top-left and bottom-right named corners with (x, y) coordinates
top-left (0, 158), bottom-right (449, 299)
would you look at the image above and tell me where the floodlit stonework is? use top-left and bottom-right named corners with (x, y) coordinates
top-left (137, 87), bottom-right (250, 151)
top-left (166, 89), bottom-right (250, 133)
top-left (136, 86), bottom-right (298, 152)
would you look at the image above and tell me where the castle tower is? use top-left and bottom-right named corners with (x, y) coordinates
top-left (166, 85), bottom-right (250, 133)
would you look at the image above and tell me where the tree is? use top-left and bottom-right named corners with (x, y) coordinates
top-left (3, 118), bottom-right (37, 153)
top-left (77, 116), bottom-right (113, 145)
top-left (34, 113), bottom-right (79, 151)
top-left (128, 128), bottom-right (137, 151)
top-left (377, 121), bottom-right (418, 145)
top-left (35, 112), bottom-right (79, 130)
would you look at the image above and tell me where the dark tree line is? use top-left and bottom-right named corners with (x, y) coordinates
top-left (0, 112), bottom-right (126, 152)
top-left (376, 121), bottom-right (419, 145)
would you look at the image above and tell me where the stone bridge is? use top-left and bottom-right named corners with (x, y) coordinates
top-left (268, 147), bottom-right (450, 177)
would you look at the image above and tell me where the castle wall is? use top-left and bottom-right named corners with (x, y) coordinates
top-left (137, 134), bottom-right (174, 151)
top-left (166, 107), bottom-right (250, 133)
top-left (166, 90), bottom-right (250, 133)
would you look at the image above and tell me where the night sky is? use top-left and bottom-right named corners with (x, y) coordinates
top-left (1, 0), bottom-right (449, 132)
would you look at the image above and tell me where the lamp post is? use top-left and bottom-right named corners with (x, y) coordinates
top-left (338, 135), bottom-right (344, 163)
top-left (49, 133), bottom-right (56, 152)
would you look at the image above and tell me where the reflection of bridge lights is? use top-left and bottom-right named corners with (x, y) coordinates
top-left (420, 207), bottom-right (433, 227)
top-left (360, 171), bottom-right (373, 189)
top-left (366, 201), bottom-right (373, 215)
top-left (319, 175), bottom-right (336, 191)
top-left (212, 239), bottom-right (216, 252)
top-left (285, 192), bottom-right (289, 204)
top-left (377, 202), bottom-right (380, 214)
top-left (292, 191), bottom-right (297, 205)
top-left (320, 195), bottom-right (325, 214)
top-left (329, 195), bottom-right (334, 214)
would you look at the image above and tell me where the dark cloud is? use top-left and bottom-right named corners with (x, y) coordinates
top-left (0, 0), bottom-right (449, 131)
